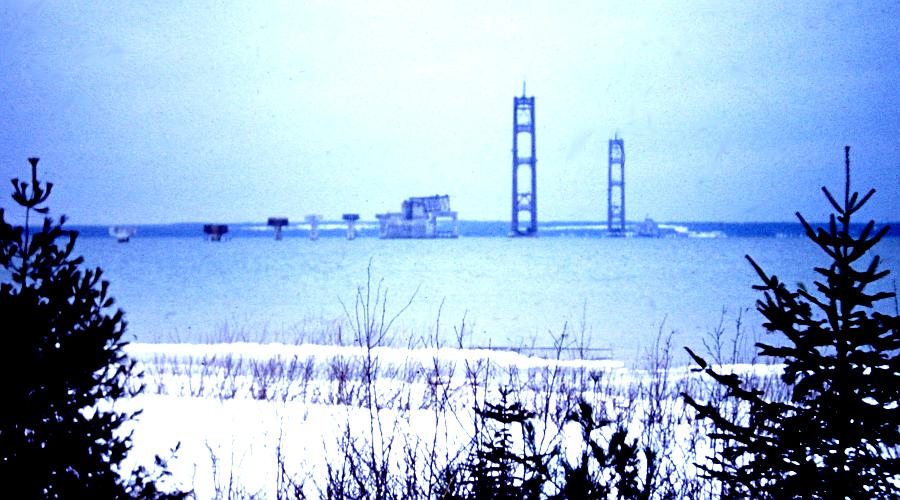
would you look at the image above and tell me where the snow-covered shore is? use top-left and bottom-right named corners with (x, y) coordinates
top-left (120, 342), bottom-right (784, 498)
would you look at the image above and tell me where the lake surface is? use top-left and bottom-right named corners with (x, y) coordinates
top-left (74, 234), bottom-right (900, 365)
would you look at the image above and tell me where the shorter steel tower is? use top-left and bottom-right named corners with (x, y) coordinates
top-left (607, 136), bottom-right (625, 236)
top-left (511, 83), bottom-right (537, 236)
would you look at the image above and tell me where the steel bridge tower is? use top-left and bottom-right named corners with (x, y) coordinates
top-left (511, 83), bottom-right (537, 236)
top-left (607, 136), bottom-right (625, 236)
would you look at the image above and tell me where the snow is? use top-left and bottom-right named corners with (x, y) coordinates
top-left (118, 342), bottom-right (783, 497)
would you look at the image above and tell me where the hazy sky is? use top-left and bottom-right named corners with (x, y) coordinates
top-left (1, 0), bottom-right (898, 224)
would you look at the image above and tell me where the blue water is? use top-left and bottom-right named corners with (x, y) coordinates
top-left (72, 230), bottom-right (900, 365)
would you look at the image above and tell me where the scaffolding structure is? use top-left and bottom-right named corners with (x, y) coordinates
top-left (607, 136), bottom-right (625, 236)
top-left (375, 195), bottom-right (459, 239)
top-left (511, 83), bottom-right (537, 236)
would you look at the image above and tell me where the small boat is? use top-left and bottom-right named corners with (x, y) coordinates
top-left (109, 226), bottom-right (136, 243)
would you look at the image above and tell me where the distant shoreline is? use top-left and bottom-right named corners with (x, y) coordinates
top-left (66, 220), bottom-right (900, 239)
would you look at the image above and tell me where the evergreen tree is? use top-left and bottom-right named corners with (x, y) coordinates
top-left (683, 147), bottom-right (900, 498)
top-left (465, 387), bottom-right (553, 500)
top-left (552, 399), bottom-right (646, 500)
top-left (0, 158), bottom-right (182, 498)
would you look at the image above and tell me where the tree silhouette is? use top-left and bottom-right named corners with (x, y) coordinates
top-left (464, 387), bottom-right (553, 500)
top-left (0, 158), bottom-right (184, 498)
top-left (683, 147), bottom-right (900, 498)
top-left (551, 399), bottom-right (646, 500)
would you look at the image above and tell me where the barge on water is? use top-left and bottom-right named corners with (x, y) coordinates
top-left (376, 195), bottom-right (459, 239)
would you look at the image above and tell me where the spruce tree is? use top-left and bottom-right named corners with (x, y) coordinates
top-left (683, 147), bottom-right (900, 498)
top-left (552, 400), bottom-right (645, 500)
top-left (465, 387), bottom-right (552, 500)
top-left (0, 158), bottom-right (181, 498)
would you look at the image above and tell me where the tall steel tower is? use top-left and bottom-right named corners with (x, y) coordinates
top-left (607, 136), bottom-right (625, 236)
top-left (511, 83), bottom-right (537, 236)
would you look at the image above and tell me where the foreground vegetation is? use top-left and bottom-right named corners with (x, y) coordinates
top-left (130, 314), bottom-right (784, 498)
top-left (1, 159), bottom-right (183, 498)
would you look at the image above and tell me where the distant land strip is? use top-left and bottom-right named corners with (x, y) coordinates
top-left (65, 221), bottom-right (900, 239)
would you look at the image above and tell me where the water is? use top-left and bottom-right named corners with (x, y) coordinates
top-left (74, 234), bottom-right (900, 364)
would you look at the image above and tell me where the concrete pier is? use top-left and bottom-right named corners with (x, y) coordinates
top-left (342, 213), bottom-right (359, 240)
top-left (203, 224), bottom-right (229, 241)
top-left (267, 217), bottom-right (289, 240)
top-left (305, 215), bottom-right (322, 240)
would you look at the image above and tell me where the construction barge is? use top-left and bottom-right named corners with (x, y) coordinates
top-left (376, 195), bottom-right (459, 239)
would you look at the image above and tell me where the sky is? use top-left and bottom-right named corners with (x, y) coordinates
top-left (1, 0), bottom-right (898, 225)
